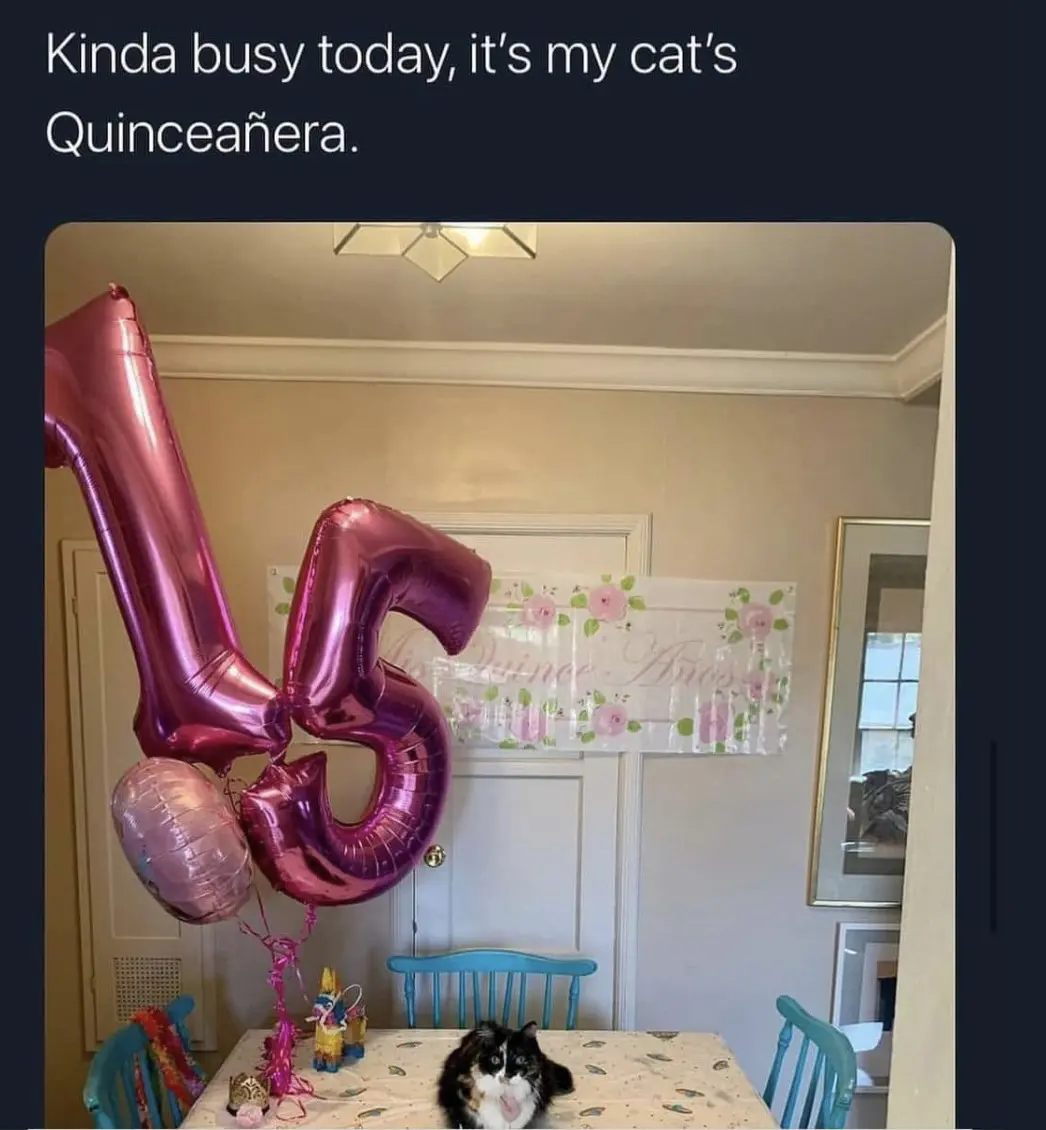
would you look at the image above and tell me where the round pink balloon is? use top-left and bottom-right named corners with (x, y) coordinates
top-left (111, 758), bottom-right (253, 925)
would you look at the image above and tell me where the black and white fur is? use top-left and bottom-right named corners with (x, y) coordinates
top-left (437, 1020), bottom-right (574, 1130)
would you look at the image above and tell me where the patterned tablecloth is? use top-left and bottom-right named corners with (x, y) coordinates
top-left (182, 1028), bottom-right (776, 1129)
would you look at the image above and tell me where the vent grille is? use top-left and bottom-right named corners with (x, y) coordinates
top-left (112, 956), bottom-right (183, 1023)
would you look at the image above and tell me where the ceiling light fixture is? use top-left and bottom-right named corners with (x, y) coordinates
top-left (332, 222), bottom-right (538, 282)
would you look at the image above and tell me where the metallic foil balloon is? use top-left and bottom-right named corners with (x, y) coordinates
top-left (45, 286), bottom-right (290, 776)
top-left (240, 499), bottom-right (492, 906)
top-left (111, 758), bottom-right (253, 924)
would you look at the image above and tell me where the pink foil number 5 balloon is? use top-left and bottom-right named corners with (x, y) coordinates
top-left (239, 500), bottom-right (491, 906)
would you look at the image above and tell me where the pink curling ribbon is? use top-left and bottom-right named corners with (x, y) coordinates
top-left (238, 888), bottom-right (317, 1111)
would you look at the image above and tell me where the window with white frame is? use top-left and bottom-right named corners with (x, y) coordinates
top-left (856, 631), bottom-right (920, 773)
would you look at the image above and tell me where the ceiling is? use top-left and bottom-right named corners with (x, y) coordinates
top-left (45, 222), bottom-right (951, 356)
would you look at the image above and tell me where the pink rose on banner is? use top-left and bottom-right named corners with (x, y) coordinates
top-left (593, 703), bottom-right (630, 737)
top-left (738, 603), bottom-right (774, 640)
top-left (698, 702), bottom-right (730, 744)
top-left (589, 584), bottom-right (628, 622)
top-left (455, 699), bottom-right (485, 727)
top-left (522, 594), bottom-right (558, 629)
top-left (511, 705), bottom-right (549, 744)
top-left (744, 672), bottom-right (772, 702)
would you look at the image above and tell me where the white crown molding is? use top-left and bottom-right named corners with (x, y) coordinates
top-left (150, 321), bottom-right (946, 401)
top-left (891, 316), bottom-right (946, 401)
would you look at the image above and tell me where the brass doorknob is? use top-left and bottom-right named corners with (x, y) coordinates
top-left (423, 844), bottom-right (447, 868)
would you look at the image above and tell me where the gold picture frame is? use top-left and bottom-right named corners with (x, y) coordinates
top-left (808, 518), bottom-right (930, 907)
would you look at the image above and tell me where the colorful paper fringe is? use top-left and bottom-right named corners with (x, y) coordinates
top-left (130, 1007), bottom-right (206, 1127)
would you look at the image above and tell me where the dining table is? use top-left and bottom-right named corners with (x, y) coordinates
top-left (181, 1026), bottom-right (777, 1129)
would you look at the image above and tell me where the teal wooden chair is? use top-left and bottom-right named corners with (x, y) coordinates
top-left (387, 949), bottom-right (597, 1030)
top-left (762, 995), bottom-right (857, 1129)
top-left (84, 995), bottom-right (200, 1129)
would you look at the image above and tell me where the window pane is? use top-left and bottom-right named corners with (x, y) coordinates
top-left (859, 681), bottom-right (899, 728)
top-left (901, 633), bottom-right (922, 680)
top-left (859, 730), bottom-right (898, 774)
top-left (897, 681), bottom-right (918, 723)
top-left (894, 733), bottom-right (914, 771)
top-left (863, 633), bottom-right (904, 680)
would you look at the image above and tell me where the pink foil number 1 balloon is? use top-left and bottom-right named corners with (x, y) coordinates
top-left (45, 287), bottom-right (290, 776)
top-left (239, 499), bottom-right (491, 906)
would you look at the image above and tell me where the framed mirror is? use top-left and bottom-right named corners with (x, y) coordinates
top-left (809, 518), bottom-right (930, 907)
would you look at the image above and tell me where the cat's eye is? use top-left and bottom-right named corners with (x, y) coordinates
top-left (514, 1056), bottom-right (526, 1065)
top-left (491, 1056), bottom-right (501, 1067)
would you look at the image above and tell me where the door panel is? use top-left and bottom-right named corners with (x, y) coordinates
top-left (437, 773), bottom-right (582, 951)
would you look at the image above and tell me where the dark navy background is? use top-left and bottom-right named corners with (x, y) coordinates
top-left (14, 4), bottom-right (1016, 1127)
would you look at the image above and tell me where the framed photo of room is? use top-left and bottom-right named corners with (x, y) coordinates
top-left (808, 518), bottom-right (930, 907)
top-left (830, 922), bottom-right (901, 1094)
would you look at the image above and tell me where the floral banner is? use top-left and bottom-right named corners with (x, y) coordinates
top-left (268, 568), bottom-right (796, 755)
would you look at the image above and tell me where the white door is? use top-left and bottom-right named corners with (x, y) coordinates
top-left (389, 515), bottom-right (651, 1031)
top-left (62, 544), bottom-right (218, 1051)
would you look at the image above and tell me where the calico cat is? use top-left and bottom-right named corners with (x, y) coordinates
top-left (437, 1020), bottom-right (574, 1130)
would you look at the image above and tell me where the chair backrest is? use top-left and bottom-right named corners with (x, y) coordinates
top-left (83, 995), bottom-right (197, 1129)
top-left (762, 995), bottom-right (857, 1130)
top-left (387, 949), bottom-right (597, 1030)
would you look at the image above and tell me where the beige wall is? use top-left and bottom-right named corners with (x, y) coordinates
top-left (45, 380), bottom-right (939, 1128)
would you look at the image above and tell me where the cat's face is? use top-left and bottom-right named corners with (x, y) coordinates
top-left (471, 1021), bottom-right (542, 1085)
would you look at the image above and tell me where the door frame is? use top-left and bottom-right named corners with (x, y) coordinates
top-left (387, 511), bottom-right (652, 1030)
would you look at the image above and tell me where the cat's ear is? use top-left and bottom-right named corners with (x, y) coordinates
top-left (520, 1021), bottom-right (539, 1039)
top-left (474, 1020), bottom-right (498, 1041)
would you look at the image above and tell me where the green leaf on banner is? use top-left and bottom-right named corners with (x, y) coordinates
top-left (727, 630), bottom-right (744, 644)
top-left (520, 582), bottom-right (534, 598)
top-left (518, 688), bottom-right (533, 707)
top-left (601, 574), bottom-right (613, 583)
top-left (676, 717), bottom-right (695, 737)
top-left (570, 592), bottom-right (589, 608)
top-left (628, 596), bottom-right (646, 610)
top-left (483, 686), bottom-right (500, 701)
top-left (714, 742), bottom-right (727, 754)
top-left (580, 731), bottom-right (597, 744)
top-left (282, 576), bottom-right (296, 594)
top-left (583, 618), bottom-right (600, 637)
top-left (541, 735), bottom-right (557, 747)
top-left (769, 589), bottom-right (784, 605)
top-left (275, 602), bottom-right (290, 616)
top-left (578, 709), bottom-right (590, 722)
top-left (490, 578), bottom-right (501, 594)
top-left (627, 720), bottom-right (642, 733)
top-left (620, 576), bottom-right (636, 591)
top-left (557, 613), bottom-right (571, 626)
top-left (736, 587), bottom-right (750, 603)
top-left (499, 739), bottom-right (518, 750)
top-left (506, 601), bottom-right (523, 610)
top-left (773, 619), bottom-right (789, 631)
top-left (724, 608), bottom-right (739, 621)
top-left (593, 691), bottom-right (607, 705)
top-left (543, 699), bottom-right (558, 715)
